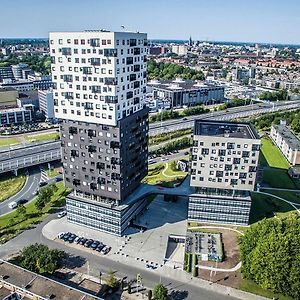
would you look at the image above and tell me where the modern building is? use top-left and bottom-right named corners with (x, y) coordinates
top-left (188, 120), bottom-right (261, 226)
top-left (171, 45), bottom-right (188, 56)
top-left (11, 63), bottom-right (31, 80)
top-left (0, 107), bottom-right (32, 125)
top-left (38, 89), bottom-right (54, 119)
top-left (0, 67), bottom-right (14, 82)
top-left (17, 91), bottom-right (39, 110)
top-left (50, 30), bottom-right (149, 235)
top-left (0, 87), bottom-right (18, 108)
top-left (147, 79), bottom-right (224, 108)
top-left (270, 122), bottom-right (300, 165)
top-left (232, 66), bottom-right (256, 82)
top-left (0, 80), bottom-right (34, 92)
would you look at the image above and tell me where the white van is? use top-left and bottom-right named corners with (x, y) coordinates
top-left (8, 201), bottom-right (18, 209)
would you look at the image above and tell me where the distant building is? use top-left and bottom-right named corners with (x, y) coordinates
top-left (12, 63), bottom-right (31, 80)
top-left (0, 87), bottom-right (18, 108)
top-left (17, 90), bottom-right (39, 110)
top-left (147, 79), bottom-right (224, 108)
top-left (38, 89), bottom-right (54, 119)
top-left (0, 107), bottom-right (32, 125)
top-left (189, 120), bottom-right (261, 226)
top-left (0, 80), bottom-right (34, 92)
top-left (171, 45), bottom-right (188, 56)
top-left (0, 67), bottom-right (14, 82)
top-left (232, 66), bottom-right (256, 82)
top-left (270, 122), bottom-right (300, 166)
top-left (149, 46), bottom-right (167, 55)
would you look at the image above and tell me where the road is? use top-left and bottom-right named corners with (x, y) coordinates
top-left (0, 215), bottom-right (241, 300)
top-left (0, 167), bottom-right (62, 216)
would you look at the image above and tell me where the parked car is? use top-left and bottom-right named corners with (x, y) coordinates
top-left (101, 246), bottom-right (111, 255)
top-left (84, 239), bottom-right (94, 247)
top-left (76, 237), bottom-right (82, 244)
top-left (57, 211), bottom-right (67, 218)
top-left (90, 241), bottom-right (100, 250)
top-left (39, 181), bottom-right (47, 187)
top-left (62, 232), bottom-right (71, 241)
top-left (68, 234), bottom-right (77, 243)
top-left (79, 238), bottom-right (87, 245)
top-left (96, 243), bottom-right (105, 252)
top-left (58, 232), bottom-right (65, 239)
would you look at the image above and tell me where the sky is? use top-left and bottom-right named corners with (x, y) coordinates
top-left (0, 0), bottom-right (299, 44)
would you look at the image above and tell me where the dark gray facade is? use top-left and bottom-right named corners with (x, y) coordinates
top-left (61, 107), bottom-right (148, 204)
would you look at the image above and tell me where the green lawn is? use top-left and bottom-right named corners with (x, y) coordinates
top-left (0, 137), bottom-right (20, 148)
top-left (260, 137), bottom-right (289, 169)
top-left (250, 192), bottom-right (296, 224)
top-left (262, 168), bottom-right (300, 189)
top-left (143, 161), bottom-right (187, 187)
top-left (0, 182), bottom-right (70, 244)
top-left (240, 278), bottom-right (294, 300)
top-left (46, 168), bottom-right (60, 178)
top-left (0, 173), bottom-right (26, 202)
top-left (25, 132), bottom-right (60, 143)
top-left (261, 189), bottom-right (300, 205)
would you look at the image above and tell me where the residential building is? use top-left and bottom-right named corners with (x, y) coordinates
top-left (171, 45), bottom-right (188, 56)
top-left (50, 30), bottom-right (148, 235)
top-left (0, 87), bottom-right (18, 108)
top-left (232, 66), bottom-right (256, 82)
top-left (11, 63), bottom-right (31, 80)
top-left (38, 89), bottom-right (54, 119)
top-left (147, 79), bottom-right (224, 108)
top-left (0, 107), bottom-right (32, 125)
top-left (270, 122), bottom-right (300, 165)
top-left (189, 120), bottom-right (260, 226)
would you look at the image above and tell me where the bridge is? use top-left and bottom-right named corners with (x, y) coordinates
top-left (0, 100), bottom-right (299, 174)
top-left (0, 141), bottom-right (61, 174)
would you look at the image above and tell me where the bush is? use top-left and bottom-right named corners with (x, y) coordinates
top-left (153, 283), bottom-right (168, 300)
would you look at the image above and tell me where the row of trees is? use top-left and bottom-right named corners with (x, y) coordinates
top-left (0, 53), bottom-right (51, 74)
top-left (151, 137), bottom-right (191, 155)
top-left (149, 128), bottom-right (192, 146)
top-left (149, 105), bottom-right (209, 123)
top-left (259, 89), bottom-right (288, 101)
top-left (147, 59), bottom-right (205, 81)
top-left (251, 108), bottom-right (300, 131)
top-left (218, 98), bottom-right (251, 111)
top-left (240, 215), bottom-right (300, 298)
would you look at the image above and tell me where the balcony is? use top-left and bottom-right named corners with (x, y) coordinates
top-left (143, 71), bottom-right (147, 78)
top-left (91, 86), bottom-right (101, 93)
top-left (134, 65), bottom-right (140, 72)
top-left (96, 162), bottom-right (105, 170)
top-left (111, 157), bottom-right (120, 164)
top-left (105, 96), bottom-right (118, 104)
top-left (104, 77), bottom-right (117, 85)
top-left (61, 48), bottom-right (71, 55)
top-left (73, 179), bottom-right (80, 186)
top-left (104, 49), bottom-right (117, 57)
top-left (62, 75), bottom-right (73, 83)
top-left (129, 74), bottom-right (136, 82)
top-left (88, 129), bottom-right (96, 137)
top-left (98, 177), bottom-right (106, 184)
top-left (90, 58), bottom-right (101, 66)
top-left (88, 145), bottom-right (97, 153)
top-left (90, 182), bottom-right (97, 190)
top-left (84, 102), bottom-right (93, 110)
top-left (126, 91), bottom-right (133, 99)
top-left (64, 92), bottom-right (73, 100)
top-left (82, 67), bottom-right (92, 75)
top-left (134, 48), bottom-right (141, 55)
top-left (129, 39), bottom-right (137, 47)
top-left (133, 97), bottom-right (140, 105)
top-left (90, 38), bottom-right (100, 47)
top-left (133, 81), bottom-right (140, 89)
top-left (69, 126), bottom-right (78, 134)
top-left (126, 57), bottom-right (133, 65)
top-left (70, 150), bottom-right (79, 157)
top-left (110, 141), bottom-right (120, 149)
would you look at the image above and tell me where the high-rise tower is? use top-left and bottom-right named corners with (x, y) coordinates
top-left (49, 30), bottom-right (149, 235)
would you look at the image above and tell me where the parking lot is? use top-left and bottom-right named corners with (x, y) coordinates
top-left (43, 195), bottom-right (188, 270)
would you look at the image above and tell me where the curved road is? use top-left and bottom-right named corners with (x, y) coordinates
top-left (0, 166), bottom-right (41, 216)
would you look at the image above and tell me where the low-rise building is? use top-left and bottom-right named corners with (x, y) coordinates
top-left (171, 45), bottom-right (188, 56)
top-left (147, 79), bottom-right (224, 108)
top-left (189, 120), bottom-right (261, 226)
top-left (0, 107), bottom-right (32, 125)
top-left (270, 122), bottom-right (300, 165)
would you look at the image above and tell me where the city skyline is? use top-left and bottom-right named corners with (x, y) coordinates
top-left (0, 0), bottom-right (299, 44)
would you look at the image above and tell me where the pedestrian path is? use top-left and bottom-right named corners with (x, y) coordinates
top-left (40, 166), bottom-right (49, 182)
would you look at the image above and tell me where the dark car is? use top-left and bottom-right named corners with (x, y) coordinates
top-left (39, 181), bottom-right (47, 187)
top-left (68, 234), bottom-right (77, 243)
top-left (79, 238), bottom-right (87, 245)
top-left (96, 243), bottom-right (105, 252)
top-left (76, 237), bottom-right (83, 244)
top-left (62, 232), bottom-right (71, 241)
top-left (18, 199), bottom-right (28, 204)
top-left (90, 241), bottom-right (100, 250)
top-left (84, 239), bottom-right (94, 247)
top-left (55, 177), bottom-right (63, 182)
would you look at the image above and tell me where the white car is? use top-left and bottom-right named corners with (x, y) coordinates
top-left (57, 211), bottom-right (67, 218)
top-left (58, 232), bottom-right (65, 239)
top-left (8, 201), bottom-right (18, 209)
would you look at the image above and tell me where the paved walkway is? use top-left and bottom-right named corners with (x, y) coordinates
top-left (197, 262), bottom-right (242, 272)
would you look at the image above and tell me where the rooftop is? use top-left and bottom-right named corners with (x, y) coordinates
top-left (273, 124), bottom-right (300, 150)
top-left (194, 120), bottom-right (259, 140)
top-left (147, 79), bottom-right (224, 91)
top-left (0, 87), bottom-right (17, 93)
top-left (0, 260), bottom-right (102, 300)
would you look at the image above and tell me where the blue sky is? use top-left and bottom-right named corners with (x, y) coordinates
top-left (0, 0), bottom-right (299, 44)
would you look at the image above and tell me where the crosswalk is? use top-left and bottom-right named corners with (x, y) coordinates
top-left (40, 166), bottom-right (49, 182)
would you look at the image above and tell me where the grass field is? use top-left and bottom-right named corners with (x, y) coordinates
top-left (0, 182), bottom-right (70, 244)
top-left (143, 161), bottom-right (187, 187)
top-left (0, 137), bottom-right (20, 148)
top-left (240, 278), bottom-right (293, 300)
top-left (0, 173), bottom-right (26, 203)
top-left (260, 137), bottom-right (289, 169)
top-left (46, 168), bottom-right (60, 178)
top-left (25, 132), bottom-right (59, 143)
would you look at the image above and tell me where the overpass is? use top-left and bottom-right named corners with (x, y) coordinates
top-left (0, 141), bottom-right (61, 174)
top-left (0, 100), bottom-right (300, 174)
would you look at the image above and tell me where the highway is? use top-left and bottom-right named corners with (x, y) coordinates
top-left (0, 100), bottom-right (299, 174)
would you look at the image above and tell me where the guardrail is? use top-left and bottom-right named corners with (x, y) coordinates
top-left (0, 150), bottom-right (61, 173)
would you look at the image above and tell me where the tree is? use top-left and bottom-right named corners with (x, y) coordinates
top-left (35, 183), bottom-right (58, 211)
top-left (18, 243), bottom-right (65, 274)
top-left (16, 204), bottom-right (26, 216)
top-left (105, 269), bottom-right (118, 289)
top-left (239, 215), bottom-right (300, 299)
top-left (153, 283), bottom-right (168, 300)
